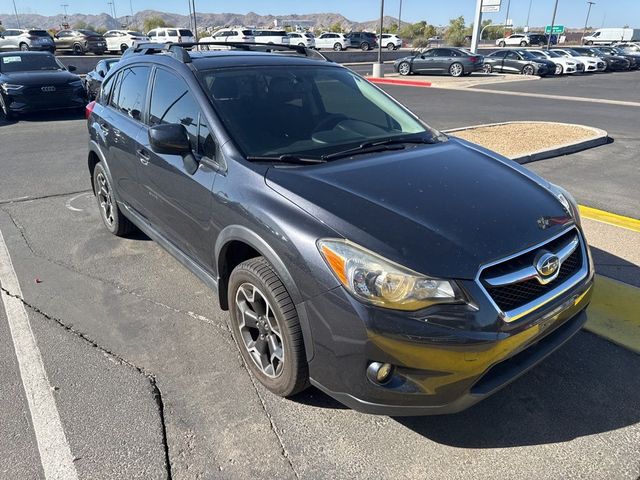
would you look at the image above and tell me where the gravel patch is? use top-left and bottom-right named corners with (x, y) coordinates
top-left (449, 122), bottom-right (601, 158)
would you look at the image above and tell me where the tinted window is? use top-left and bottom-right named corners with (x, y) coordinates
top-left (167, 30), bottom-right (178, 37)
top-left (179, 29), bottom-right (193, 36)
top-left (29, 30), bottom-right (50, 37)
top-left (78, 30), bottom-right (101, 36)
top-left (148, 31), bottom-right (156, 37)
top-left (505, 51), bottom-right (519, 60)
top-left (242, 30), bottom-right (253, 36)
top-left (110, 66), bottom-right (150, 121)
top-left (489, 51), bottom-right (508, 59)
top-left (149, 68), bottom-right (211, 156)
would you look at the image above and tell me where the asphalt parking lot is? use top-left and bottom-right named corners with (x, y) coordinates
top-left (1, 75), bottom-right (639, 479)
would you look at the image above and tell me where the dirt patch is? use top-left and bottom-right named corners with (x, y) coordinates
top-left (448, 122), bottom-right (601, 158)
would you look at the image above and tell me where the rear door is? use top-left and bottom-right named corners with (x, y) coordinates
top-left (102, 65), bottom-right (151, 211)
top-left (413, 49), bottom-right (437, 72)
top-left (503, 51), bottom-right (522, 72)
top-left (489, 51), bottom-right (507, 71)
top-left (135, 67), bottom-right (218, 266)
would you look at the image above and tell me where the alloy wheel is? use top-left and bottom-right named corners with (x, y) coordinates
top-left (398, 62), bottom-right (411, 76)
top-left (523, 65), bottom-right (535, 75)
top-left (450, 63), bottom-right (464, 77)
top-left (235, 283), bottom-right (285, 378)
top-left (483, 64), bottom-right (493, 74)
top-left (96, 171), bottom-right (115, 227)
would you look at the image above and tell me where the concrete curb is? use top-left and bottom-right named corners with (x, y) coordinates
top-left (444, 121), bottom-right (609, 164)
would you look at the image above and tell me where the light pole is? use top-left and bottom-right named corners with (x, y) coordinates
top-left (61, 3), bottom-right (69, 24)
top-left (12, 0), bottom-right (21, 28)
top-left (398, 0), bottom-right (402, 32)
top-left (191, 0), bottom-right (198, 41)
top-left (526, 0), bottom-right (533, 31)
top-left (546, 0), bottom-right (559, 50)
top-left (581, 1), bottom-right (595, 44)
top-left (373, 0), bottom-right (385, 77)
top-left (503, 0), bottom-right (511, 35)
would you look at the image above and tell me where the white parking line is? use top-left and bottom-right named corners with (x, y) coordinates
top-left (0, 227), bottom-right (79, 480)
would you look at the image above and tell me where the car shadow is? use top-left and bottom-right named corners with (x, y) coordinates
top-left (591, 245), bottom-right (640, 287)
top-left (0, 109), bottom-right (84, 125)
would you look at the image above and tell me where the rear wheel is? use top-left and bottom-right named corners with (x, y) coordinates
top-left (73, 43), bottom-right (85, 55)
top-left (522, 64), bottom-right (535, 75)
top-left (398, 61), bottom-right (411, 76)
top-left (387, 43), bottom-right (395, 50)
top-left (93, 163), bottom-right (135, 236)
top-left (586, 40), bottom-right (593, 45)
top-left (449, 62), bottom-right (464, 77)
top-left (520, 41), bottom-right (528, 47)
top-left (333, 42), bottom-right (343, 51)
top-left (19, 43), bottom-right (30, 51)
top-left (555, 64), bottom-right (564, 75)
top-left (120, 43), bottom-right (129, 53)
top-left (361, 42), bottom-right (370, 51)
top-left (483, 63), bottom-right (493, 74)
top-left (228, 257), bottom-right (309, 397)
top-left (499, 41), bottom-right (506, 47)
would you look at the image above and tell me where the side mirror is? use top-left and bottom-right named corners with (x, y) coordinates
top-left (67, 65), bottom-right (77, 72)
top-left (149, 123), bottom-right (191, 155)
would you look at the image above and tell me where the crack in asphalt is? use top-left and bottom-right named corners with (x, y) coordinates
top-left (0, 189), bottom-right (93, 206)
top-left (0, 206), bottom-right (230, 333)
top-left (0, 284), bottom-right (174, 480)
top-left (0, 205), bottom-right (301, 477)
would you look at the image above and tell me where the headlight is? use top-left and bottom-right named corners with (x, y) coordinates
top-left (1, 83), bottom-right (24, 93)
top-left (318, 239), bottom-right (462, 311)
top-left (549, 183), bottom-right (581, 225)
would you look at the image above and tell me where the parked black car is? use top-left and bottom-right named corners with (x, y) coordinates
top-left (394, 48), bottom-right (484, 77)
top-left (86, 43), bottom-right (593, 415)
top-left (572, 47), bottom-right (631, 71)
top-left (345, 32), bottom-right (378, 51)
top-left (84, 58), bottom-right (119, 100)
top-left (595, 46), bottom-right (639, 69)
top-left (483, 49), bottom-right (555, 75)
top-left (0, 52), bottom-right (85, 119)
top-left (54, 29), bottom-right (107, 55)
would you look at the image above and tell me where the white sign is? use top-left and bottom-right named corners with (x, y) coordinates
top-left (482, 5), bottom-right (500, 12)
top-left (482, 0), bottom-right (502, 6)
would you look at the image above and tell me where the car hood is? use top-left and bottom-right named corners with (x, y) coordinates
top-left (1, 70), bottom-right (80, 86)
top-left (265, 138), bottom-right (571, 280)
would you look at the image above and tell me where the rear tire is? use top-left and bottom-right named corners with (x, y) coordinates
top-left (520, 41), bottom-right (527, 47)
top-left (361, 42), bottom-right (370, 51)
top-left (19, 43), bottom-right (30, 51)
top-left (92, 163), bottom-right (136, 236)
top-left (483, 63), bottom-right (493, 74)
top-left (387, 43), bottom-right (395, 50)
top-left (333, 43), bottom-right (343, 51)
top-left (522, 64), bottom-right (535, 75)
top-left (499, 41), bottom-right (506, 47)
top-left (228, 257), bottom-right (309, 397)
top-left (398, 61), bottom-right (411, 76)
top-left (73, 43), bottom-right (85, 55)
top-left (586, 41), bottom-right (593, 45)
top-left (449, 62), bottom-right (464, 77)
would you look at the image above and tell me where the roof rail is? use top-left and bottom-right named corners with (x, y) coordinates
top-left (123, 41), bottom-right (329, 63)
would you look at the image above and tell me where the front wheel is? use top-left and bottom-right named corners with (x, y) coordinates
top-left (73, 43), bottom-right (85, 55)
top-left (120, 43), bottom-right (129, 54)
top-left (498, 41), bottom-right (506, 47)
top-left (93, 163), bottom-right (136, 236)
top-left (586, 40), bottom-right (593, 45)
top-left (449, 62), bottom-right (464, 77)
top-left (398, 61), bottom-right (411, 76)
top-left (522, 64), bottom-right (535, 75)
top-left (387, 43), bottom-right (395, 50)
top-left (0, 93), bottom-right (14, 120)
top-left (555, 64), bottom-right (564, 75)
top-left (228, 257), bottom-right (309, 397)
top-left (483, 63), bottom-right (493, 74)
top-left (333, 42), bottom-right (343, 51)
top-left (520, 41), bottom-right (528, 47)
top-left (361, 42), bottom-right (370, 51)
top-left (19, 43), bottom-right (30, 51)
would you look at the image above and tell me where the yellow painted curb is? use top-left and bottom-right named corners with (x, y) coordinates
top-left (579, 205), bottom-right (640, 233)
top-left (585, 275), bottom-right (640, 354)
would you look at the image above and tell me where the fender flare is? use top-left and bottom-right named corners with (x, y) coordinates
top-left (215, 225), bottom-right (314, 361)
top-left (88, 139), bottom-right (121, 203)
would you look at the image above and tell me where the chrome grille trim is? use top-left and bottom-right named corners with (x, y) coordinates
top-left (475, 226), bottom-right (589, 323)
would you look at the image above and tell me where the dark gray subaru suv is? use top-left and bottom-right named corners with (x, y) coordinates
top-left (86, 43), bottom-right (594, 415)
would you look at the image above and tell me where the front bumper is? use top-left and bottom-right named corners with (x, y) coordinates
top-left (304, 258), bottom-right (593, 415)
top-left (3, 86), bottom-right (86, 114)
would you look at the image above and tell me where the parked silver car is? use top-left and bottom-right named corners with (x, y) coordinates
top-left (0, 29), bottom-right (56, 52)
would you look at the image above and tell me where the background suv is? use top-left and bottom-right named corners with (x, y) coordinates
top-left (287, 32), bottom-right (315, 48)
top-left (54, 29), bottom-right (107, 55)
top-left (345, 31), bottom-right (378, 50)
top-left (147, 28), bottom-right (195, 44)
top-left (253, 29), bottom-right (290, 45)
top-left (496, 33), bottom-right (550, 47)
top-left (86, 43), bottom-right (592, 416)
top-left (314, 32), bottom-right (349, 51)
top-left (200, 28), bottom-right (255, 44)
top-left (379, 34), bottom-right (402, 50)
top-left (0, 29), bottom-right (55, 52)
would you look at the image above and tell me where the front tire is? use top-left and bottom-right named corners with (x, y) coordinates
top-left (555, 64), bottom-right (564, 75)
top-left (483, 63), bottom-right (493, 74)
top-left (120, 43), bottom-right (129, 54)
top-left (398, 61), bottom-right (411, 76)
top-left (228, 257), bottom-right (309, 397)
top-left (522, 64), bottom-right (535, 75)
top-left (387, 43), bottom-right (395, 50)
top-left (499, 41), bottom-right (506, 47)
top-left (73, 43), bottom-right (85, 55)
top-left (361, 42), bottom-right (370, 51)
top-left (520, 41), bottom-right (527, 47)
top-left (19, 43), bottom-right (30, 51)
top-left (449, 62), bottom-right (464, 77)
top-left (93, 163), bottom-right (135, 236)
top-left (0, 93), bottom-right (14, 120)
top-left (333, 42), bottom-right (343, 51)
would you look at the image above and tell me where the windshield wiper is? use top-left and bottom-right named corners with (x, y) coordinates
top-left (246, 155), bottom-right (326, 165)
top-left (321, 135), bottom-right (438, 161)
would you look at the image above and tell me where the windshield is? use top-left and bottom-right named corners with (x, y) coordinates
top-left (563, 49), bottom-right (581, 57)
top-left (545, 50), bottom-right (561, 58)
top-left (78, 30), bottom-right (101, 36)
top-left (0, 54), bottom-right (64, 73)
top-left (519, 51), bottom-right (538, 59)
top-left (529, 51), bottom-right (546, 58)
top-left (199, 66), bottom-right (441, 159)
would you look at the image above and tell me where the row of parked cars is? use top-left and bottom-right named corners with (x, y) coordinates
top-left (393, 44), bottom-right (640, 77)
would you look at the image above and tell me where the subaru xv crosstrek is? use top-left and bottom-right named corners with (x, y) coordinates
top-left (86, 43), bottom-right (594, 415)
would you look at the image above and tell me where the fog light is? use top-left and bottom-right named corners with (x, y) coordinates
top-left (367, 361), bottom-right (394, 385)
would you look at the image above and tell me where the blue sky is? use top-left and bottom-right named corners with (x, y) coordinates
top-left (4, 0), bottom-right (638, 28)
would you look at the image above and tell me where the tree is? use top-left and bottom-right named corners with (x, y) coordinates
top-left (144, 16), bottom-right (169, 33)
top-left (73, 21), bottom-right (97, 31)
top-left (328, 22), bottom-right (343, 33)
top-left (444, 16), bottom-right (467, 47)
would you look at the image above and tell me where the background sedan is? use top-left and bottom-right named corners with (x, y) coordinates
top-left (395, 47), bottom-right (483, 77)
top-left (84, 58), bottom-right (119, 100)
top-left (483, 49), bottom-right (555, 76)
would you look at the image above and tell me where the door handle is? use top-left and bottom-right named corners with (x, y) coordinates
top-left (137, 148), bottom-right (150, 165)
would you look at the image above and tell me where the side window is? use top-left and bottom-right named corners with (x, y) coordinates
top-left (168, 30), bottom-right (178, 37)
top-left (149, 69), bottom-right (215, 159)
top-left (148, 30), bottom-right (156, 38)
top-left (505, 51), bottom-right (519, 60)
top-left (101, 70), bottom-right (119, 104)
top-left (110, 66), bottom-right (150, 121)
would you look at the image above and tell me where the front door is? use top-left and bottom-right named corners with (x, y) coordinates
top-left (135, 67), bottom-right (218, 268)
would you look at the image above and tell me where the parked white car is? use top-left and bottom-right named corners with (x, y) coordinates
top-left (147, 28), bottom-right (195, 44)
top-left (200, 28), bottom-right (255, 45)
top-left (528, 49), bottom-right (583, 74)
top-left (315, 32), bottom-right (349, 51)
top-left (253, 29), bottom-right (290, 46)
top-left (103, 30), bottom-right (149, 53)
top-left (495, 33), bottom-right (549, 47)
top-left (552, 48), bottom-right (606, 72)
top-left (287, 32), bottom-right (315, 48)
top-left (379, 34), bottom-right (402, 50)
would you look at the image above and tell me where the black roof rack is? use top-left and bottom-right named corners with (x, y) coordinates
top-left (124, 41), bottom-right (330, 63)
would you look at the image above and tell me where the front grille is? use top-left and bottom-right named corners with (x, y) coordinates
top-left (480, 229), bottom-right (584, 313)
